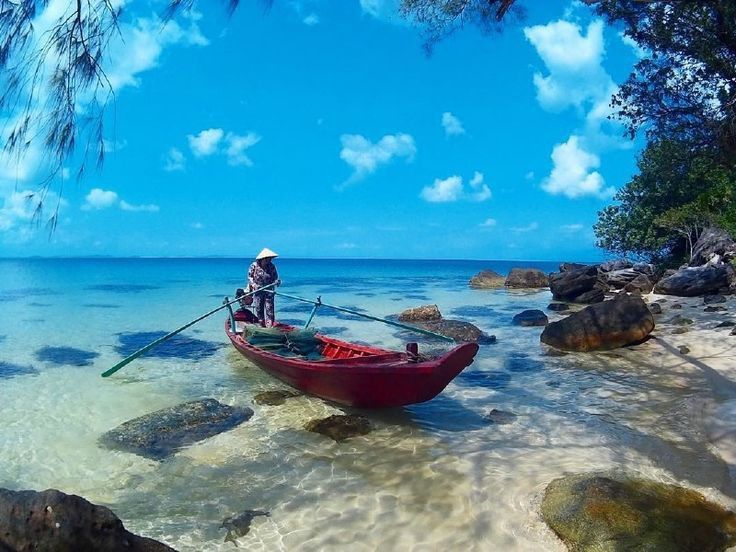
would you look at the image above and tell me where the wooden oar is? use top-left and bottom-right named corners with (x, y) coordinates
top-left (100, 283), bottom-right (276, 378)
top-left (270, 290), bottom-right (455, 343)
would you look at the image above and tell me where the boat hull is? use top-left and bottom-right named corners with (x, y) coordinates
top-left (225, 321), bottom-right (479, 408)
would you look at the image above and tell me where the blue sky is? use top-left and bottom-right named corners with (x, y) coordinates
top-left (0, 0), bottom-right (645, 260)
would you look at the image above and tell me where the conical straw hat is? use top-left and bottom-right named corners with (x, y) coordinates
top-left (256, 247), bottom-right (278, 260)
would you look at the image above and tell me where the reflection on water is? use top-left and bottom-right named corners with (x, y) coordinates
top-left (0, 258), bottom-right (735, 551)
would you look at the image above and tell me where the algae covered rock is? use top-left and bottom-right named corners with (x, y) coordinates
top-left (0, 488), bottom-right (175, 551)
top-left (469, 269), bottom-right (505, 289)
top-left (541, 473), bottom-right (736, 552)
top-left (254, 390), bottom-right (300, 406)
top-left (98, 398), bottom-right (253, 460)
top-left (398, 304), bottom-right (442, 322)
top-left (305, 414), bottom-right (371, 441)
top-left (421, 319), bottom-right (496, 343)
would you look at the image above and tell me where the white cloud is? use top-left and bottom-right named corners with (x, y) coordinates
top-left (164, 148), bottom-right (186, 172)
top-left (524, 20), bottom-right (615, 115)
top-left (619, 32), bottom-right (648, 59)
top-left (441, 112), bottom-right (465, 136)
top-left (542, 135), bottom-right (615, 199)
top-left (339, 133), bottom-right (416, 185)
top-left (562, 223), bottom-right (584, 231)
top-left (188, 128), bottom-right (224, 157)
top-left (303, 13), bottom-right (320, 26)
top-left (225, 132), bottom-right (261, 167)
top-left (420, 171), bottom-right (491, 203)
top-left (120, 200), bottom-right (159, 212)
top-left (480, 218), bottom-right (497, 227)
top-left (359, 0), bottom-right (401, 20)
top-left (0, 191), bottom-right (37, 230)
top-left (82, 188), bottom-right (119, 210)
top-left (469, 171), bottom-right (491, 201)
top-left (107, 11), bottom-right (209, 91)
top-left (512, 222), bottom-right (539, 233)
top-left (421, 175), bottom-right (464, 203)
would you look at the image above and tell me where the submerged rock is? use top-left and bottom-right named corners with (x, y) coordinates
top-left (668, 315), bottom-right (694, 326)
top-left (98, 399), bottom-right (253, 460)
top-left (512, 309), bottom-right (548, 327)
top-left (254, 390), bottom-right (300, 406)
top-left (504, 268), bottom-right (549, 289)
top-left (305, 414), bottom-right (371, 441)
top-left (654, 266), bottom-right (730, 297)
top-left (648, 303), bottom-right (662, 315)
top-left (705, 306), bottom-right (727, 312)
top-left (547, 303), bottom-right (571, 312)
top-left (716, 321), bottom-right (735, 328)
top-left (0, 361), bottom-right (38, 379)
top-left (671, 303), bottom-right (683, 309)
top-left (485, 409), bottom-right (517, 425)
top-left (672, 327), bottom-right (690, 334)
top-left (678, 345), bottom-right (691, 354)
top-left (0, 488), bottom-right (174, 551)
top-left (540, 294), bottom-right (654, 352)
top-left (420, 319), bottom-right (496, 343)
top-left (469, 269), bottom-right (505, 289)
top-left (221, 509), bottom-right (270, 544)
top-left (705, 294), bottom-right (728, 304)
top-left (397, 304), bottom-right (442, 322)
top-left (541, 473), bottom-right (736, 552)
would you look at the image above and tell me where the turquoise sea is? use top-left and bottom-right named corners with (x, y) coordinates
top-left (1, 258), bottom-right (733, 550)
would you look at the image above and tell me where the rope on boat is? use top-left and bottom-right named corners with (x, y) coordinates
top-left (268, 290), bottom-right (455, 343)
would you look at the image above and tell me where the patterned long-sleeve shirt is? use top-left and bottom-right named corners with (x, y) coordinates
top-left (248, 261), bottom-right (279, 290)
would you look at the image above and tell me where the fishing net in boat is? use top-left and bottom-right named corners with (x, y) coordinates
top-left (244, 326), bottom-right (324, 360)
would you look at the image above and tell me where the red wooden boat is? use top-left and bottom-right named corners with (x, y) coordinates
top-left (225, 320), bottom-right (479, 408)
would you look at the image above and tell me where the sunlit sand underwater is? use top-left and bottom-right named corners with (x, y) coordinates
top-left (1, 258), bottom-right (735, 551)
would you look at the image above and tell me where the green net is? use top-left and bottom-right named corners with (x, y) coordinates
top-left (244, 326), bottom-right (325, 360)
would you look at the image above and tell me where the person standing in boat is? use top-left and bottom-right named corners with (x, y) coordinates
top-left (247, 248), bottom-right (281, 327)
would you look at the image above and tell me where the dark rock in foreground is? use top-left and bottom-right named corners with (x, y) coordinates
top-left (98, 399), bottom-right (253, 460)
top-left (0, 488), bottom-right (174, 551)
top-left (541, 473), bottom-right (736, 552)
top-left (397, 304), bottom-right (442, 322)
top-left (654, 266), bottom-right (729, 297)
top-left (540, 294), bottom-right (655, 352)
top-left (512, 309), bottom-right (548, 327)
top-left (469, 269), bottom-right (505, 289)
top-left (420, 319), bottom-right (496, 343)
top-left (504, 268), bottom-right (549, 289)
top-left (254, 390), bottom-right (300, 406)
top-left (305, 414), bottom-right (371, 441)
top-left (549, 265), bottom-right (605, 304)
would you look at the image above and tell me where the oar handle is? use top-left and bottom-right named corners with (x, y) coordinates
top-left (100, 283), bottom-right (276, 378)
top-left (270, 290), bottom-right (455, 343)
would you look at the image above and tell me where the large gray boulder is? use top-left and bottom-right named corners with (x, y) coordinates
top-left (0, 488), bottom-right (174, 551)
top-left (504, 268), bottom-right (549, 288)
top-left (540, 294), bottom-right (655, 352)
top-left (98, 399), bottom-right (253, 460)
top-left (469, 269), bottom-right (505, 289)
top-left (549, 265), bottom-right (606, 303)
top-left (653, 266), bottom-right (730, 297)
top-left (541, 473), bottom-right (736, 552)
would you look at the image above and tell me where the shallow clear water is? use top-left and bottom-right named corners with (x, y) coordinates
top-left (1, 258), bottom-right (734, 551)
